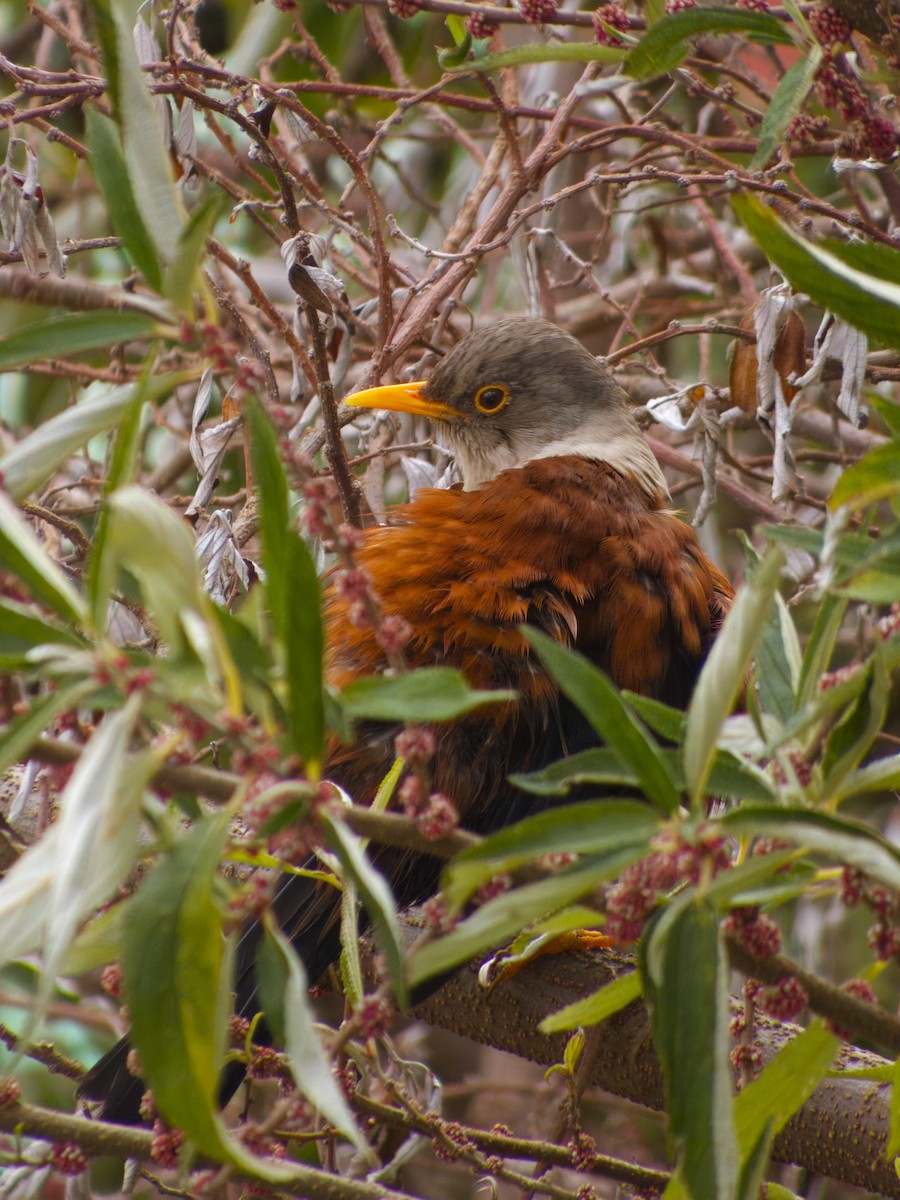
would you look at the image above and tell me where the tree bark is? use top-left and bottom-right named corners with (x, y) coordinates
top-left (407, 930), bottom-right (899, 1197)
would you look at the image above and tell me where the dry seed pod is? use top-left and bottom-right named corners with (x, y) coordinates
top-left (730, 300), bottom-right (806, 414)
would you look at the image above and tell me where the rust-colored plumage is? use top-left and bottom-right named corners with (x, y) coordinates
top-left (82, 317), bottom-right (733, 1123)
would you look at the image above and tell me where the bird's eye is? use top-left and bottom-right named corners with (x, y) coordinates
top-left (474, 384), bottom-right (509, 414)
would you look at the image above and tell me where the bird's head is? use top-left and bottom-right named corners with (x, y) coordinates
top-left (343, 317), bottom-right (669, 500)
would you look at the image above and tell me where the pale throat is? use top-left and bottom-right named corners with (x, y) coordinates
top-left (443, 417), bottom-right (671, 504)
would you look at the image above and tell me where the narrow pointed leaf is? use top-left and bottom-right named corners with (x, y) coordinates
top-left (259, 916), bottom-right (372, 1160)
top-left (751, 47), bottom-right (822, 169)
top-left (734, 1022), bottom-right (837, 1153)
top-left (87, 368), bottom-right (153, 625)
top-left (0, 492), bottom-right (87, 625)
top-left (0, 311), bottom-right (162, 374)
top-left (443, 800), bottom-right (660, 907)
top-left (122, 814), bottom-right (294, 1180)
top-left (626, 7), bottom-right (790, 79)
top-left (719, 806), bottom-right (900, 889)
top-left (320, 811), bottom-right (406, 1006)
top-left (408, 848), bottom-right (643, 988)
top-left (829, 443), bottom-right (900, 509)
top-left (1, 372), bottom-right (188, 502)
top-left (0, 598), bottom-right (83, 666)
top-left (540, 969), bottom-right (642, 1034)
top-left (642, 896), bottom-right (738, 1200)
top-left (0, 701), bottom-right (147, 1049)
top-left (524, 629), bottom-right (680, 812)
top-left (246, 399), bottom-right (324, 769)
top-left (683, 549), bottom-right (782, 806)
top-left (85, 107), bottom-right (163, 289)
top-left (164, 195), bottom-right (225, 314)
top-left (0, 681), bottom-right (92, 777)
top-left (341, 667), bottom-right (515, 723)
top-left (93, 0), bottom-right (183, 267)
top-left (734, 193), bottom-right (900, 350)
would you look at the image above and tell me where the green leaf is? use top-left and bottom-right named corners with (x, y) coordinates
top-left (683, 549), bottom-right (782, 806)
top-left (621, 692), bottom-right (685, 743)
top-left (29, 699), bottom-right (152, 1028)
top-left (0, 311), bottom-right (163, 374)
top-left (821, 648), bottom-right (889, 797)
top-left (0, 681), bottom-right (92, 777)
top-left (540, 969), bottom-right (642, 1034)
top-left (320, 811), bottom-right (407, 1007)
top-left (735, 1121), bottom-right (775, 1200)
top-left (341, 667), bottom-right (514, 724)
top-left (890, 1053), bottom-right (900, 1157)
top-left (258, 916), bottom-right (372, 1159)
top-left (754, 591), bottom-right (802, 724)
top-left (626, 7), bottom-right (791, 80)
top-left (510, 747), bottom-right (641, 796)
top-left (408, 849), bottom-right (643, 989)
top-left (443, 800), bottom-right (661, 908)
top-left (246, 399), bottom-right (324, 770)
top-left (795, 593), bottom-right (847, 711)
top-left (733, 193), bottom-right (900, 351)
top-left (524, 629), bottom-right (681, 813)
top-left (835, 753), bottom-right (900, 802)
top-left (642, 895), bottom-right (738, 1200)
top-left (87, 368), bottom-right (154, 626)
top-left (444, 41), bottom-right (624, 74)
top-left (85, 107), bottom-right (163, 289)
top-left (512, 747), bottom-right (773, 803)
top-left (122, 815), bottom-right (295, 1181)
top-left (0, 597), bottom-right (84, 667)
top-left (822, 232), bottom-right (900, 287)
top-left (0, 698), bottom-right (145, 988)
top-left (869, 394), bottom-right (900, 440)
top-left (719, 806), bottom-right (900, 890)
top-left (734, 1022), bottom-right (837, 1154)
top-left (0, 372), bottom-right (189, 502)
top-left (829, 442), bottom-right (900, 509)
top-left (751, 47), bottom-right (822, 169)
top-left (93, 0), bottom-right (184, 269)
top-left (164, 195), bottom-right (226, 314)
top-left (123, 814), bottom-right (231, 1145)
top-left (0, 492), bottom-right (87, 626)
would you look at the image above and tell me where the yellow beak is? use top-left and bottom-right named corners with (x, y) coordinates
top-left (342, 380), bottom-right (460, 420)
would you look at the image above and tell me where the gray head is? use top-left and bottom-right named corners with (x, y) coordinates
top-left (344, 318), bottom-right (669, 499)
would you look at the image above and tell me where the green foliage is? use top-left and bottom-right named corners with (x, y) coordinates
top-left (3, 1), bottom-right (900, 1195)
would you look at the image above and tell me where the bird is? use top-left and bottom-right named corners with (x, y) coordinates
top-left (80, 317), bottom-right (733, 1122)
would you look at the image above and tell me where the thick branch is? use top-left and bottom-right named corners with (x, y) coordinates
top-left (408, 928), bottom-right (900, 1197)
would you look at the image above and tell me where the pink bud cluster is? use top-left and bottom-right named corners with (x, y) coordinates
top-left (151, 1122), bottom-right (185, 1169)
top-left (826, 977), bottom-right (878, 1039)
top-left (569, 1130), bottom-right (598, 1171)
top-left (605, 829), bottom-right (731, 943)
top-left (841, 868), bottom-right (900, 962)
top-left (722, 907), bottom-right (782, 959)
top-left (519, 0), bottom-right (556, 22)
top-left (356, 991), bottom-right (393, 1037)
top-left (465, 10), bottom-right (499, 39)
top-left (50, 1143), bottom-right (89, 1176)
top-left (759, 975), bottom-right (808, 1020)
top-left (422, 894), bottom-right (457, 932)
top-left (592, 3), bottom-right (629, 45)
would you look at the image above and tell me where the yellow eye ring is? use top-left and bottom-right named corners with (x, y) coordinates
top-left (474, 384), bottom-right (509, 414)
